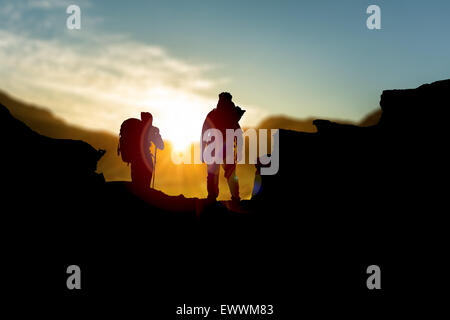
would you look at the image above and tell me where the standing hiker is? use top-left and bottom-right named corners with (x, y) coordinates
top-left (118, 112), bottom-right (164, 190)
top-left (201, 92), bottom-right (245, 202)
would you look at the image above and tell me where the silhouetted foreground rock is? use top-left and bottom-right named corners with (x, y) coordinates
top-left (1, 104), bottom-right (105, 192)
top-left (2, 80), bottom-right (448, 313)
top-left (253, 80), bottom-right (449, 220)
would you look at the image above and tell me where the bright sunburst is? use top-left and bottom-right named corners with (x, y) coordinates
top-left (148, 99), bottom-right (207, 152)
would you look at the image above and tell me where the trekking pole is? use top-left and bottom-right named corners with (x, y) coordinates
top-left (152, 145), bottom-right (157, 189)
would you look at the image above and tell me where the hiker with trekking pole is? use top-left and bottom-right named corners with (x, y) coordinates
top-left (118, 112), bottom-right (164, 190)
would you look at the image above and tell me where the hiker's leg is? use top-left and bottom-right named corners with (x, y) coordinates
top-left (131, 162), bottom-right (141, 185)
top-left (131, 160), bottom-right (151, 190)
top-left (207, 163), bottom-right (220, 199)
top-left (224, 163), bottom-right (239, 201)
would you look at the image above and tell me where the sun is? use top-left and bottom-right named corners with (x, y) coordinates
top-left (140, 90), bottom-right (214, 153)
top-left (159, 107), bottom-right (203, 152)
top-left (166, 127), bottom-right (195, 152)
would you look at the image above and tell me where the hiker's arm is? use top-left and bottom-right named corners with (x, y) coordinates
top-left (151, 127), bottom-right (164, 150)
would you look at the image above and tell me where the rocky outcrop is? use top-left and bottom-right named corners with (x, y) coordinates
top-left (379, 79), bottom-right (450, 133)
top-left (2, 81), bottom-right (447, 306)
top-left (0, 103), bottom-right (105, 188)
top-left (252, 80), bottom-right (448, 235)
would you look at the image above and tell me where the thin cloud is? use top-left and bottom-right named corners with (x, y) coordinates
top-left (27, 0), bottom-right (78, 9)
top-left (0, 0), bottom-right (95, 32)
top-left (0, 29), bottom-right (243, 144)
top-left (0, 1), bottom-right (266, 145)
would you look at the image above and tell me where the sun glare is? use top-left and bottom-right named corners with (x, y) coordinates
top-left (156, 104), bottom-right (204, 152)
top-left (139, 88), bottom-right (215, 153)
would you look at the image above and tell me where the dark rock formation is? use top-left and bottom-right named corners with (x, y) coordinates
top-left (0, 104), bottom-right (105, 187)
top-left (253, 80), bottom-right (449, 217)
top-left (2, 80), bottom-right (448, 313)
top-left (250, 80), bottom-right (448, 302)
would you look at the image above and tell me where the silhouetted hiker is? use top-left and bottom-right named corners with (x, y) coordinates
top-left (201, 92), bottom-right (245, 202)
top-left (118, 112), bottom-right (164, 190)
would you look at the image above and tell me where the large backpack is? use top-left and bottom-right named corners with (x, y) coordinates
top-left (117, 118), bottom-right (142, 164)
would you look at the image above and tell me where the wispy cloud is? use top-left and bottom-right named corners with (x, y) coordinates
top-left (0, 0), bottom-right (97, 34)
top-left (0, 1), bottom-right (266, 146)
top-left (27, 0), bottom-right (77, 9)
top-left (0, 29), bottom-right (219, 137)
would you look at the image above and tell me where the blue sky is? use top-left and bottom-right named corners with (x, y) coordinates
top-left (1, 0), bottom-right (450, 146)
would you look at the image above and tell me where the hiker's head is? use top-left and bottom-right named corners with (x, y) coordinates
top-left (141, 112), bottom-right (153, 125)
top-left (217, 92), bottom-right (234, 110)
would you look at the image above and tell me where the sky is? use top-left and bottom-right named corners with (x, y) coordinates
top-left (1, 0), bottom-right (450, 148)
